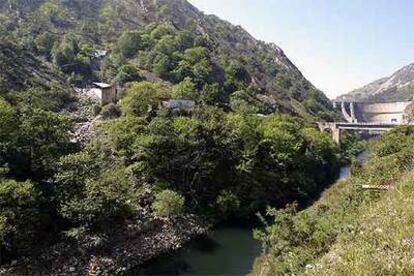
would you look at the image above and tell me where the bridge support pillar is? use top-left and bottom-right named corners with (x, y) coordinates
top-left (317, 122), bottom-right (342, 145)
top-left (332, 128), bottom-right (342, 145)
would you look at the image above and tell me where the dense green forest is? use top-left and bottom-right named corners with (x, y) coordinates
top-left (0, 0), bottom-right (355, 274)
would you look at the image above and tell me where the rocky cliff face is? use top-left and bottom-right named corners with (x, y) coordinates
top-left (337, 63), bottom-right (414, 103)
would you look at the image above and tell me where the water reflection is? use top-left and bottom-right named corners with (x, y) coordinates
top-left (138, 227), bottom-right (261, 276)
top-left (339, 151), bottom-right (368, 181)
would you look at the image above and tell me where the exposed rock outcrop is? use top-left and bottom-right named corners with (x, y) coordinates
top-left (338, 63), bottom-right (414, 103)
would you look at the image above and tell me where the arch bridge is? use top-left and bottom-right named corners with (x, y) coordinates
top-left (317, 122), bottom-right (409, 144)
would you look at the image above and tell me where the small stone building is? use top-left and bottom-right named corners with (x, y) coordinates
top-left (160, 99), bottom-right (196, 111)
top-left (91, 82), bottom-right (118, 106)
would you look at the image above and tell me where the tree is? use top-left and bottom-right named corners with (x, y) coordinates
top-left (15, 108), bottom-right (73, 179)
top-left (200, 83), bottom-right (222, 105)
top-left (35, 32), bottom-right (57, 59)
top-left (192, 59), bottom-right (213, 86)
top-left (14, 87), bottom-right (74, 112)
top-left (225, 61), bottom-right (251, 91)
top-left (52, 34), bottom-right (94, 82)
top-left (230, 89), bottom-right (260, 114)
top-left (120, 81), bottom-right (169, 117)
top-left (0, 13), bottom-right (9, 33)
top-left (103, 116), bottom-right (148, 161)
top-left (154, 35), bottom-right (178, 55)
top-left (0, 178), bottom-right (44, 258)
top-left (172, 59), bottom-right (193, 82)
top-left (152, 189), bottom-right (185, 218)
top-left (172, 77), bottom-right (197, 100)
top-left (150, 23), bottom-right (176, 40)
top-left (216, 190), bottom-right (240, 215)
top-left (152, 54), bottom-right (173, 78)
top-left (117, 30), bottom-right (144, 59)
top-left (175, 31), bottom-right (194, 51)
top-left (115, 63), bottom-right (143, 85)
top-left (39, 2), bottom-right (61, 24)
top-left (0, 98), bottom-right (17, 155)
top-left (182, 47), bottom-right (208, 64)
top-left (55, 142), bottom-right (135, 227)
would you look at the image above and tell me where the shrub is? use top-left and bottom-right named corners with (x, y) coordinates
top-left (120, 81), bottom-right (169, 116)
top-left (172, 77), bottom-right (197, 100)
top-left (93, 104), bottom-right (102, 116)
top-left (0, 97), bottom-right (17, 149)
top-left (55, 145), bottom-right (135, 227)
top-left (152, 189), bottom-right (185, 218)
top-left (117, 30), bottom-right (143, 59)
top-left (216, 190), bottom-right (240, 215)
top-left (0, 178), bottom-right (45, 258)
top-left (116, 63), bottom-right (143, 85)
top-left (2, 108), bottom-right (74, 180)
top-left (101, 103), bottom-right (121, 119)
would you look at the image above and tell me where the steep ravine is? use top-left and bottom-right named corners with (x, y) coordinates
top-left (134, 152), bottom-right (368, 275)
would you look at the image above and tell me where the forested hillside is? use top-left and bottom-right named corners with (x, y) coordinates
top-left (0, 0), bottom-right (345, 274)
top-left (0, 0), bottom-right (336, 118)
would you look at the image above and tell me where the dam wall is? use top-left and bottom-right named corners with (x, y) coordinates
top-left (336, 101), bottom-right (412, 124)
top-left (356, 102), bottom-right (411, 123)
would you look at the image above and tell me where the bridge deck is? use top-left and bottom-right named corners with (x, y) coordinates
top-left (319, 122), bottom-right (413, 128)
top-left (334, 122), bottom-right (408, 130)
top-left (335, 122), bottom-right (406, 127)
top-left (317, 122), bottom-right (414, 144)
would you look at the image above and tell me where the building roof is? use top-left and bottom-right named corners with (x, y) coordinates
top-left (94, 50), bottom-right (108, 58)
top-left (93, 82), bottom-right (112, 89)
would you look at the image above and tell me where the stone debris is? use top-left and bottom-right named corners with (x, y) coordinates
top-left (2, 215), bottom-right (208, 275)
top-left (71, 88), bottom-right (102, 146)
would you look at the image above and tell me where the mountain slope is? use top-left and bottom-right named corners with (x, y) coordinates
top-left (0, 38), bottom-right (65, 93)
top-left (0, 0), bottom-right (336, 119)
top-left (0, 1), bottom-right (346, 274)
top-left (338, 63), bottom-right (414, 103)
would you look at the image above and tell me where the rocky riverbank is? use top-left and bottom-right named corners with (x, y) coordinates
top-left (0, 214), bottom-right (208, 275)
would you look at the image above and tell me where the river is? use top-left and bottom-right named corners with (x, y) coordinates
top-left (138, 226), bottom-right (261, 275)
top-left (139, 152), bottom-right (368, 276)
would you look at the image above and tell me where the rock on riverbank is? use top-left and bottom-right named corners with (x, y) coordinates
top-left (1, 215), bottom-right (208, 275)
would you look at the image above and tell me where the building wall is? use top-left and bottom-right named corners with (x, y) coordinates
top-left (101, 86), bottom-right (117, 105)
top-left (162, 99), bottom-right (195, 110)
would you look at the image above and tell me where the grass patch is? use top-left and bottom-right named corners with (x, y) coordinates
top-left (252, 126), bottom-right (414, 275)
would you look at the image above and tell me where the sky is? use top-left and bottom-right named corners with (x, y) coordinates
top-left (188, 0), bottom-right (414, 99)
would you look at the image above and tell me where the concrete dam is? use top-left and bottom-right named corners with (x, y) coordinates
top-left (334, 101), bottom-right (412, 124)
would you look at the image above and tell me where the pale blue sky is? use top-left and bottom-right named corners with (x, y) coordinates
top-left (188, 0), bottom-right (414, 98)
